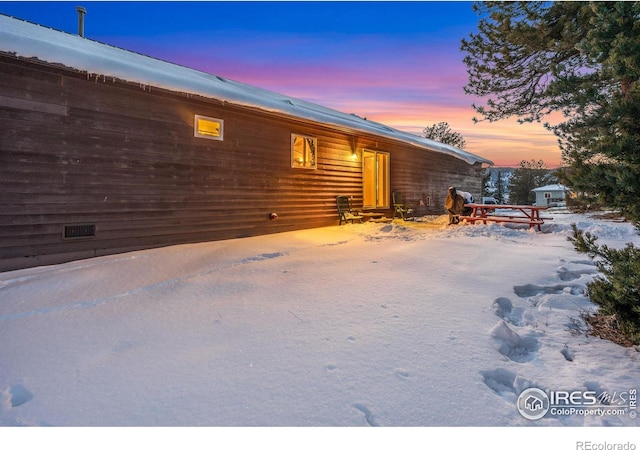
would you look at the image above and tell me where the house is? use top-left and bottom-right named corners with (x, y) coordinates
top-left (532, 184), bottom-right (569, 207)
top-left (524, 395), bottom-right (544, 412)
top-left (0, 15), bottom-right (492, 271)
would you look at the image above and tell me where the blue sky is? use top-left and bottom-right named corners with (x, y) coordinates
top-left (0, 1), bottom-right (561, 167)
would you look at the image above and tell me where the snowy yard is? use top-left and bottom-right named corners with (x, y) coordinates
top-left (1, 210), bottom-right (638, 445)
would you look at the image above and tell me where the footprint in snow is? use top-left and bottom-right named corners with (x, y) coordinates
top-left (490, 321), bottom-right (540, 363)
top-left (2, 384), bottom-right (33, 408)
top-left (480, 368), bottom-right (519, 399)
top-left (561, 347), bottom-right (574, 362)
top-left (556, 266), bottom-right (598, 281)
top-left (240, 252), bottom-right (285, 263)
top-left (513, 283), bottom-right (584, 298)
top-left (353, 403), bottom-right (380, 426)
top-left (492, 297), bottom-right (534, 327)
top-left (480, 368), bottom-right (544, 404)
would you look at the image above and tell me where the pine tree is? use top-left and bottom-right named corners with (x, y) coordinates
top-left (495, 171), bottom-right (505, 204)
top-left (507, 160), bottom-right (555, 205)
top-left (569, 224), bottom-right (640, 344)
top-left (422, 122), bottom-right (466, 149)
top-left (462, 1), bottom-right (640, 224)
top-left (482, 168), bottom-right (492, 198)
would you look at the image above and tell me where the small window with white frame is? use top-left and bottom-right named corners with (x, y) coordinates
top-left (291, 134), bottom-right (317, 169)
top-left (194, 115), bottom-right (224, 140)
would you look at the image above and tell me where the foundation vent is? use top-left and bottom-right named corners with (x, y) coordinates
top-left (63, 224), bottom-right (96, 239)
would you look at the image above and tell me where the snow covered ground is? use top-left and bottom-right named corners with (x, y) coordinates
top-left (1, 210), bottom-right (638, 446)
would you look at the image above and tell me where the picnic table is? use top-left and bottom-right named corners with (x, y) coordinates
top-left (459, 203), bottom-right (550, 231)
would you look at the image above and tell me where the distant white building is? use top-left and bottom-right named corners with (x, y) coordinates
top-left (532, 184), bottom-right (569, 207)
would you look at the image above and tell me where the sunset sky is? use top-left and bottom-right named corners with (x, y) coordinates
top-left (0, 1), bottom-right (563, 167)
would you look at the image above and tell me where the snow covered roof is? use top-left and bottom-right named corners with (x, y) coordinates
top-left (532, 184), bottom-right (569, 192)
top-left (0, 15), bottom-right (493, 166)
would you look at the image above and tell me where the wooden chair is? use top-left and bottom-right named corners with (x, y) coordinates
top-left (336, 196), bottom-right (363, 225)
top-left (392, 191), bottom-right (415, 221)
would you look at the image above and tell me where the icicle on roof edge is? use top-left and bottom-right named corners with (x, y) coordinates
top-left (0, 15), bottom-right (493, 166)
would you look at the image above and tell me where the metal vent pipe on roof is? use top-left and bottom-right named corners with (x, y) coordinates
top-left (76, 6), bottom-right (86, 37)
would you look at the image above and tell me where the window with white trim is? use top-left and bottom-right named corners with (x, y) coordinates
top-left (194, 115), bottom-right (224, 140)
top-left (291, 134), bottom-right (317, 169)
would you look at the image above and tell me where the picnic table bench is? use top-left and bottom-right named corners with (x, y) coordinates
top-left (458, 203), bottom-right (551, 231)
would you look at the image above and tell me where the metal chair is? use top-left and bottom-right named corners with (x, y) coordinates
top-left (392, 191), bottom-right (415, 220)
top-left (336, 196), bottom-right (363, 225)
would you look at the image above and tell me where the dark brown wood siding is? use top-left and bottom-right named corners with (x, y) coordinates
top-left (0, 55), bottom-right (483, 271)
top-left (354, 135), bottom-right (484, 215)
